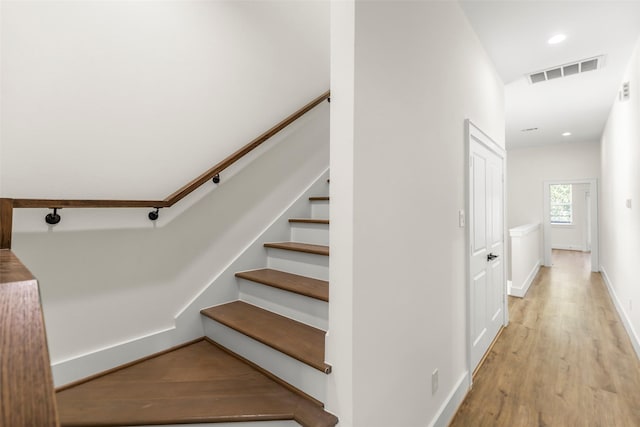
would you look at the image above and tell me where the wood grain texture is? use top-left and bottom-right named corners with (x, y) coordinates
top-left (0, 250), bottom-right (59, 427)
top-left (201, 301), bottom-right (331, 373)
top-left (55, 337), bottom-right (204, 393)
top-left (56, 340), bottom-right (338, 427)
top-left (163, 90), bottom-right (330, 205)
top-left (12, 199), bottom-right (168, 209)
top-left (0, 198), bottom-right (13, 249)
top-left (10, 91), bottom-right (329, 210)
top-left (0, 250), bottom-right (35, 284)
top-left (236, 268), bottom-right (329, 302)
top-left (309, 196), bottom-right (329, 201)
top-left (203, 337), bottom-right (324, 407)
top-left (450, 250), bottom-right (640, 427)
top-left (264, 242), bottom-right (329, 256)
top-left (472, 326), bottom-right (505, 379)
top-left (289, 218), bottom-right (329, 224)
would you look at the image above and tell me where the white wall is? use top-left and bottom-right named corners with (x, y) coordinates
top-left (509, 223), bottom-right (541, 298)
top-left (507, 141), bottom-right (600, 229)
top-left (550, 183), bottom-right (590, 251)
top-left (1, 0), bottom-right (328, 203)
top-left (1, 1), bottom-right (330, 375)
top-left (327, 0), bottom-right (355, 425)
top-left (600, 37), bottom-right (640, 358)
top-left (329, 2), bottom-right (504, 426)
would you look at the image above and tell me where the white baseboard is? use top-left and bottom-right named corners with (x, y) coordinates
top-left (51, 326), bottom-right (205, 387)
top-left (600, 267), bottom-right (640, 360)
top-left (428, 371), bottom-right (469, 427)
top-left (509, 260), bottom-right (540, 298)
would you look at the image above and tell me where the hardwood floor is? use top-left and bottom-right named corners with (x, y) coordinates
top-left (451, 250), bottom-right (640, 427)
top-left (56, 339), bottom-right (338, 427)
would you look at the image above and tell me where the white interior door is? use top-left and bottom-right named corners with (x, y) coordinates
top-left (468, 124), bottom-right (505, 373)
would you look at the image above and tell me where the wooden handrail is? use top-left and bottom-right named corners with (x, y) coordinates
top-left (10, 91), bottom-right (330, 210)
top-left (0, 198), bottom-right (13, 249)
top-left (0, 250), bottom-right (60, 426)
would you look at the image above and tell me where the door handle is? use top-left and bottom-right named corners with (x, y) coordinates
top-left (487, 253), bottom-right (499, 261)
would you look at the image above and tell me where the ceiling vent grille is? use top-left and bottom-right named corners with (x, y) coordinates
top-left (620, 82), bottom-right (630, 101)
top-left (528, 56), bottom-right (604, 84)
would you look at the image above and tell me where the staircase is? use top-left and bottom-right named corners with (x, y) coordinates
top-left (56, 190), bottom-right (336, 427)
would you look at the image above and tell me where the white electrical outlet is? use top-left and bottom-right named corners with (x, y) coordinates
top-left (432, 369), bottom-right (439, 395)
top-left (459, 209), bottom-right (465, 227)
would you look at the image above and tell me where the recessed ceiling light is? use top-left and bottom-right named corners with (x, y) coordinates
top-left (562, 132), bottom-right (572, 136)
top-left (548, 34), bottom-right (567, 44)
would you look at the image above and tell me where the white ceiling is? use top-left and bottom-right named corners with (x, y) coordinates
top-left (460, 1), bottom-right (640, 149)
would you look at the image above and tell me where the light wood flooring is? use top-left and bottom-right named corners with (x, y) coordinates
top-left (451, 250), bottom-right (640, 427)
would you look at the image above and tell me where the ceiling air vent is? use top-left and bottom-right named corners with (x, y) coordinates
top-left (528, 55), bottom-right (604, 84)
top-left (620, 82), bottom-right (630, 101)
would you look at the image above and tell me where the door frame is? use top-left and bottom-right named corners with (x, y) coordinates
top-left (543, 179), bottom-right (599, 271)
top-left (465, 119), bottom-right (508, 388)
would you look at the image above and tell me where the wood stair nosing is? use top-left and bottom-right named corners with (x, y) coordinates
top-left (289, 218), bottom-right (329, 224)
top-left (264, 242), bottom-right (329, 256)
top-left (236, 268), bottom-right (329, 302)
top-left (201, 301), bottom-right (331, 374)
top-left (309, 196), bottom-right (329, 201)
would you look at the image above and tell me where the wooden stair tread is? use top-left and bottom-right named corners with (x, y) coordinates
top-left (264, 241), bottom-right (329, 256)
top-left (201, 301), bottom-right (330, 373)
top-left (289, 218), bottom-right (329, 224)
top-left (236, 268), bottom-right (329, 302)
top-left (309, 196), bottom-right (329, 201)
top-left (56, 340), bottom-right (337, 427)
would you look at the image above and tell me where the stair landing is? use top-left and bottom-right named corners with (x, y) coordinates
top-left (56, 339), bottom-right (337, 427)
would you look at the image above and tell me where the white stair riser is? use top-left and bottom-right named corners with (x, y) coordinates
top-left (310, 201), bottom-right (329, 219)
top-left (290, 223), bottom-right (329, 246)
top-left (203, 318), bottom-right (327, 402)
top-left (238, 279), bottom-right (328, 330)
top-left (267, 248), bottom-right (329, 281)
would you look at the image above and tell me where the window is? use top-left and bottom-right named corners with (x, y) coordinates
top-left (550, 184), bottom-right (572, 224)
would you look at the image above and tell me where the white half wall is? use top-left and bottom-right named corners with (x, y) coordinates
top-left (328, 2), bottom-right (504, 426)
top-left (509, 223), bottom-right (541, 298)
top-left (600, 36), bottom-right (640, 360)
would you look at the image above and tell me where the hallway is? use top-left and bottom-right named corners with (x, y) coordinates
top-left (451, 250), bottom-right (640, 426)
